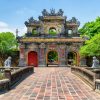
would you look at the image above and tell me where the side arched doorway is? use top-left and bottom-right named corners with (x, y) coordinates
top-left (28, 51), bottom-right (38, 67)
top-left (67, 52), bottom-right (77, 65)
top-left (47, 50), bottom-right (58, 66)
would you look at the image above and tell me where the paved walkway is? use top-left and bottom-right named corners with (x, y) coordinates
top-left (0, 67), bottom-right (100, 100)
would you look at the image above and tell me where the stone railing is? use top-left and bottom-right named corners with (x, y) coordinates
top-left (71, 66), bottom-right (100, 92)
top-left (71, 66), bottom-right (96, 89)
top-left (0, 67), bottom-right (19, 73)
top-left (0, 67), bottom-right (34, 91)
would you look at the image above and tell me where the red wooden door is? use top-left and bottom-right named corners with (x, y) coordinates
top-left (28, 51), bottom-right (38, 67)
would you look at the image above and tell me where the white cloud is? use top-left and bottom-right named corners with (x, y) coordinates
top-left (0, 21), bottom-right (14, 33)
top-left (0, 21), bottom-right (27, 36)
top-left (0, 22), bottom-right (8, 28)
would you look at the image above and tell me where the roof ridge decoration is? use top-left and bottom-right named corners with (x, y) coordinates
top-left (24, 9), bottom-right (80, 27)
top-left (25, 17), bottom-right (40, 26)
top-left (42, 9), bottom-right (64, 16)
top-left (68, 17), bottom-right (80, 26)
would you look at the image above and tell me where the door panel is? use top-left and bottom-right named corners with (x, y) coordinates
top-left (28, 51), bottom-right (38, 67)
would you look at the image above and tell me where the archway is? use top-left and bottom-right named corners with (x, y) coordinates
top-left (28, 51), bottom-right (38, 67)
top-left (49, 27), bottom-right (57, 35)
top-left (32, 28), bottom-right (38, 35)
top-left (67, 52), bottom-right (77, 65)
top-left (47, 50), bottom-right (58, 66)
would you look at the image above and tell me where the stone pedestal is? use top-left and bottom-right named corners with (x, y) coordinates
top-left (4, 69), bottom-right (11, 80)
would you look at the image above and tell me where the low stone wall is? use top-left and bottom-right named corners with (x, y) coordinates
top-left (71, 66), bottom-right (96, 89)
top-left (0, 67), bottom-right (34, 91)
top-left (0, 79), bottom-right (10, 91)
top-left (71, 66), bottom-right (100, 92)
top-left (0, 67), bottom-right (19, 73)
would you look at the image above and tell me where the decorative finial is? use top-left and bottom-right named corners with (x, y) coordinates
top-left (58, 9), bottom-right (64, 16)
top-left (50, 8), bottom-right (56, 16)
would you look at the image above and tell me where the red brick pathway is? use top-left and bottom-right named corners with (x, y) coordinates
top-left (0, 67), bottom-right (100, 100)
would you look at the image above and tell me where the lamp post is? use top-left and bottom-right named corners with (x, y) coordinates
top-left (15, 29), bottom-right (19, 49)
top-left (16, 29), bottom-right (19, 38)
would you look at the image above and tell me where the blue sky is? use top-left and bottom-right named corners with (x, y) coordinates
top-left (0, 0), bottom-right (100, 35)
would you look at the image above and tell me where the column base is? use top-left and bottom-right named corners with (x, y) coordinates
top-left (38, 64), bottom-right (46, 67)
top-left (59, 65), bottom-right (67, 67)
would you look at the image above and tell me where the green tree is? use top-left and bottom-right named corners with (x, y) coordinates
top-left (80, 33), bottom-right (100, 56)
top-left (79, 17), bottom-right (100, 38)
top-left (0, 32), bottom-right (18, 66)
top-left (48, 51), bottom-right (58, 62)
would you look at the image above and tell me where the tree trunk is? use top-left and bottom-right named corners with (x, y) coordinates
top-left (0, 54), bottom-right (5, 66)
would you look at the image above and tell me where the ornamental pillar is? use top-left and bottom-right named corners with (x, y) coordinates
top-left (38, 43), bottom-right (46, 67)
top-left (18, 44), bottom-right (26, 67)
top-left (59, 45), bottom-right (66, 67)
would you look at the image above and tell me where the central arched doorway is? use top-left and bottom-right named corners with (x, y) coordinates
top-left (28, 51), bottom-right (38, 67)
top-left (67, 52), bottom-right (77, 65)
top-left (47, 50), bottom-right (58, 66)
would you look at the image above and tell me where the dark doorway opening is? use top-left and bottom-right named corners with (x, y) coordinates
top-left (47, 51), bottom-right (58, 66)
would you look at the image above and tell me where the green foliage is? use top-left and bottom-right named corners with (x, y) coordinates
top-left (0, 32), bottom-right (17, 52)
top-left (79, 17), bottom-right (100, 56)
top-left (0, 32), bottom-right (18, 65)
top-left (0, 73), bottom-right (5, 80)
top-left (49, 28), bottom-right (57, 35)
top-left (80, 33), bottom-right (100, 56)
top-left (48, 51), bottom-right (58, 62)
top-left (32, 29), bottom-right (37, 35)
top-left (79, 16), bottom-right (100, 38)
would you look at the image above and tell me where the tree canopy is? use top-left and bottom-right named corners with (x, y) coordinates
top-left (79, 16), bottom-right (100, 56)
top-left (79, 17), bottom-right (100, 38)
top-left (0, 32), bottom-right (17, 65)
top-left (80, 33), bottom-right (100, 56)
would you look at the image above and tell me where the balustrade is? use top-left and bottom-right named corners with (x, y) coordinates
top-left (0, 67), bottom-right (34, 91)
top-left (71, 66), bottom-right (96, 89)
